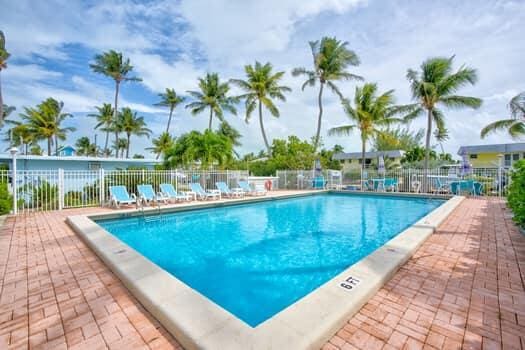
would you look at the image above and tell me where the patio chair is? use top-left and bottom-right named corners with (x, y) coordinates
top-left (431, 177), bottom-right (450, 194)
top-left (238, 181), bottom-right (266, 196)
top-left (190, 183), bottom-right (221, 200)
top-left (109, 185), bottom-right (137, 208)
top-left (159, 183), bottom-right (192, 202)
top-left (312, 176), bottom-right (326, 189)
top-left (450, 180), bottom-right (475, 195)
top-left (137, 184), bottom-right (169, 206)
top-left (216, 182), bottom-right (243, 198)
top-left (473, 181), bottom-right (483, 196)
top-left (384, 178), bottom-right (398, 192)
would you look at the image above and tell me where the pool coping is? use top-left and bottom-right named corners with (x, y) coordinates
top-left (67, 192), bottom-right (465, 350)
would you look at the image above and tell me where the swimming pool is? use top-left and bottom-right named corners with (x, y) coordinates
top-left (97, 193), bottom-right (444, 327)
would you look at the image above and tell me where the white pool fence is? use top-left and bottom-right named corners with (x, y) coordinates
top-left (0, 167), bottom-right (511, 214)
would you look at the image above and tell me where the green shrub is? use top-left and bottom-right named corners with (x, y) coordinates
top-left (507, 160), bottom-right (525, 228)
top-left (0, 181), bottom-right (13, 215)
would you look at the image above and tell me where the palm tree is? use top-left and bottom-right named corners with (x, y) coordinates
top-left (21, 98), bottom-right (75, 155)
top-left (75, 136), bottom-right (98, 156)
top-left (405, 56), bottom-right (482, 173)
top-left (328, 83), bottom-right (408, 170)
top-left (90, 50), bottom-right (141, 153)
top-left (146, 132), bottom-right (174, 159)
top-left (186, 73), bottom-right (237, 131)
top-left (88, 103), bottom-right (114, 156)
top-left (230, 61), bottom-right (291, 154)
top-left (113, 138), bottom-right (128, 158)
top-left (4, 120), bottom-right (34, 155)
top-left (434, 127), bottom-right (449, 155)
top-left (118, 107), bottom-right (151, 158)
top-left (154, 88), bottom-right (184, 133)
top-left (2, 104), bottom-right (15, 124)
top-left (481, 92), bottom-right (525, 139)
top-left (292, 37), bottom-right (362, 151)
top-left (0, 31), bottom-right (10, 127)
top-left (217, 121), bottom-right (241, 157)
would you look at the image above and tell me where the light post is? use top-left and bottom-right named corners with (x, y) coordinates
top-left (9, 147), bottom-right (18, 215)
top-left (497, 153), bottom-right (504, 197)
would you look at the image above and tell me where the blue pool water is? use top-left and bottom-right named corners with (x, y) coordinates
top-left (97, 193), bottom-right (444, 327)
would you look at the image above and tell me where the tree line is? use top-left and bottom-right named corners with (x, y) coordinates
top-left (1, 31), bottom-right (524, 169)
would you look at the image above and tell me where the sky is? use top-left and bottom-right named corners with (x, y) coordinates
top-left (1, 0), bottom-right (524, 159)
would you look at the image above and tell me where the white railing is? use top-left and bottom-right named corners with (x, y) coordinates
top-left (276, 167), bottom-right (511, 196)
top-left (2, 169), bottom-right (249, 213)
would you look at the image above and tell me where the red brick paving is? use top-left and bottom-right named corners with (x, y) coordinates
top-left (324, 198), bottom-right (525, 350)
top-left (1, 198), bottom-right (524, 349)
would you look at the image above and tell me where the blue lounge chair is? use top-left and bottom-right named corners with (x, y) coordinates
top-left (473, 182), bottom-right (483, 196)
top-left (450, 180), bottom-right (475, 195)
top-left (238, 181), bottom-right (266, 196)
top-left (137, 184), bottom-right (168, 205)
top-left (109, 185), bottom-right (137, 208)
top-left (216, 182), bottom-right (243, 198)
top-left (190, 183), bottom-right (221, 200)
top-left (159, 183), bottom-right (192, 202)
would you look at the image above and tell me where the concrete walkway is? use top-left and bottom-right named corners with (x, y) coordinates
top-left (0, 198), bottom-right (524, 349)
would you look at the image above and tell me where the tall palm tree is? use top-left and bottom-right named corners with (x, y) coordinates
top-left (405, 56), bottom-right (482, 173)
top-left (4, 120), bottom-right (34, 155)
top-left (292, 37), bottom-right (362, 151)
top-left (146, 132), bottom-right (174, 159)
top-left (328, 83), bottom-right (407, 170)
top-left (88, 103), bottom-right (114, 156)
top-left (90, 50), bottom-right (141, 153)
top-left (0, 31), bottom-right (10, 127)
top-left (21, 98), bottom-right (75, 155)
top-left (230, 61), bottom-right (291, 154)
top-left (481, 92), bottom-right (525, 139)
top-left (434, 127), bottom-right (449, 155)
top-left (155, 88), bottom-right (184, 133)
top-left (186, 73), bottom-right (237, 131)
top-left (118, 107), bottom-right (151, 158)
top-left (75, 136), bottom-right (98, 156)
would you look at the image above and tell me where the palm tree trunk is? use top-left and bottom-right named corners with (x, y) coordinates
top-left (423, 108), bottom-right (433, 191)
top-left (0, 71), bottom-right (3, 127)
top-left (167, 106), bottom-right (174, 133)
top-left (258, 100), bottom-right (271, 155)
top-left (361, 137), bottom-right (366, 171)
top-left (104, 131), bottom-right (109, 155)
top-left (54, 134), bottom-right (58, 156)
top-left (113, 81), bottom-right (120, 156)
top-left (313, 82), bottom-right (325, 152)
top-left (208, 107), bottom-right (213, 131)
top-left (126, 134), bottom-right (130, 158)
top-left (47, 138), bottom-right (52, 156)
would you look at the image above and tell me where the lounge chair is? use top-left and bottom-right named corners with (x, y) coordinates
top-left (238, 181), bottom-right (266, 196)
top-left (109, 185), bottom-right (137, 208)
top-left (216, 182), bottom-right (243, 198)
top-left (137, 184), bottom-right (168, 206)
top-left (159, 183), bottom-right (192, 202)
top-left (190, 183), bottom-right (221, 200)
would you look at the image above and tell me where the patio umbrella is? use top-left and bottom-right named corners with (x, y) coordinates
top-left (460, 150), bottom-right (472, 177)
top-left (378, 154), bottom-right (385, 177)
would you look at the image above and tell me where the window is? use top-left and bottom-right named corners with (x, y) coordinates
top-left (347, 159), bottom-right (352, 164)
top-left (504, 154), bottom-right (511, 167)
top-left (513, 153), bottom-right (520, 161)
top-left (365, 158), bottom-right (372, 165)
top-left (88, 162), bottom-right (101, 170)
top-left (469, 154), bottom-right (478, 159)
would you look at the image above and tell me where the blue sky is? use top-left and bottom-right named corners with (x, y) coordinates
top-left (1, 0), bottom-right (524, 158)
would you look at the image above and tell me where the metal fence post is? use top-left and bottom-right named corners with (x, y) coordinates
top-left (58, 168), bottom-right (64, 211)
top-left (99, 168), bottom-right (105, 206)
top-left (10, 148), bottom-right (18, 215)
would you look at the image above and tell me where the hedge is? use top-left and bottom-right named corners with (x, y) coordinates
top-left (507, 160), bottom-right (525, 228)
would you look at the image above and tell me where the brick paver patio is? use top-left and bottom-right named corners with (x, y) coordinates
top-left (0, 198), bottom-right (524, 349)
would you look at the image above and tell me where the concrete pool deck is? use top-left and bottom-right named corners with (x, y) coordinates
top-left (0, 194), bottom-right (524, 349)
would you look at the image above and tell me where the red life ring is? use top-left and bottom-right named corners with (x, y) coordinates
top-left (265, 180), bottom-right (272, 191)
